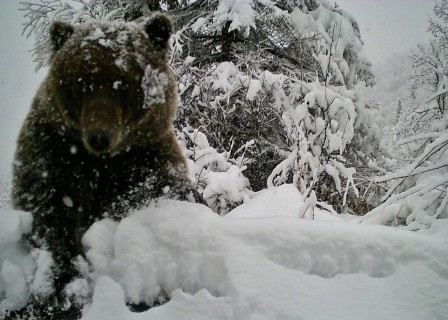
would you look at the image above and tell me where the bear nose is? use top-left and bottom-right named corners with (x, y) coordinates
top-left (86, 129), bottom-right (112, 152)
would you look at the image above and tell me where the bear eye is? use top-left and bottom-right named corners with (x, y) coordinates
top-left (116, 79), bottom-right (144, 110)
top-left (121, 81), bottom-right (130, 91)
top-left (117, 79), bottom-right (136, 94)
top-left (71, 80), bottom-right (91, 98)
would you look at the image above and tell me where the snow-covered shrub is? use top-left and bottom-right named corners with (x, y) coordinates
top-left (365, 79), bottom-right (448, 230)
top-left (177, 127), bottom-right (253, 215)
top-left (175, 58), bottom-right (291, 192)
top-left (363, 129), bottom-right (448, 231)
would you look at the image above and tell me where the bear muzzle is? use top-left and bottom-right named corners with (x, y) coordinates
top-left (86, 129), bottom-right (113, 153)
top-left (81, 97), bottom-right (123, 155)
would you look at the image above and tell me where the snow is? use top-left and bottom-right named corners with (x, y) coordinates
top-left (211, 62), bottom-right (247, 93)
top-left (202, 165), bottom-right (250, 205)
top-left (291, 4), bottom-right (373, 88)
top-left (178, 128), bottom-right (253, 215)
top-left (212, 0), bottom-right (256, 37)
top-left (81, 193), bottom-right (448, 319)
top-left (0, 209), bottom-right (32, 244)
top-left (141, 65), bottom-right (169, 107)
top-left (0, 209), bottom-right (34, 315)
top-left (63, 196), bottom-right (74, 207)
top-left (83, 278), bottom-right (232, 320)
top-left (245, 79), bottom-right (262, 101)
top-left (1, 187), bottom-right (448, 319)
top-left (85, 27), bottom-right (106, 41)
top-left (227, 184), bottom-right (337, 221)
top-left (0, 261), bottom-right (28, 312)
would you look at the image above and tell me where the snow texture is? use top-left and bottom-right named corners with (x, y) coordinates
top-left (1, 187), bottom-right (447, 319)
top-left (0, 209), bottom-right (34, 315)
top-left (212, 0), bottom-right (256, 37)
top-left (141, 66), bottom-right (169, 108)
top-left (291, 3), bottom-right (373, 88)
top-left (178, 128), bottom-right (253, 215)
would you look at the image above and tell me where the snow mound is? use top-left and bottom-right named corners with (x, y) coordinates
top-left (83, 277), bottom-right (232, 320)
top-left (80, 186), bottom-right (448, 320)
top-left (0, 209), bottom-right (34, 315)
top-left (227, 184), bottom-right (339, 221)
top-left (1, 188), bottom-right (447, 319)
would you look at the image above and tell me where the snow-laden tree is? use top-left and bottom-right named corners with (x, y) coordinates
top-left (21, 0), bottom-right (382, 214)
top-left (371, 51), bottom-right (435, 166)
top-left (362, 0), bottom-right (448, 231)
top-left (171, 0), bottom-right (381, 214)
top-left (21, 0), bottom-right (124, 71)
top-left (410, 40), bottom-right (447, 114)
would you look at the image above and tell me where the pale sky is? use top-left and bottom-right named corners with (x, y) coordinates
top-left (0, 0), bottom-right (438, 174)
top-left (336, 0), bottom-right (433, 65)
top-left (0, 0), bottom-right (46, 174)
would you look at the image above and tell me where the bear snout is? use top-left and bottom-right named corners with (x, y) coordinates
top-left (81, 96), bottom-right (123, 155)
top-left (82, 125), bottom-right (121, 155)
top-left (86, 129), bottom-right (112, 153)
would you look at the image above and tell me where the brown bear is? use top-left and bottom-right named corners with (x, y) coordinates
top-left (10, 13), bottom-right (196, 319)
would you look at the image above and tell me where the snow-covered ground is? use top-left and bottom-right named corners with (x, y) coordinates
top-left (1, 185), bottom-right (447, 319)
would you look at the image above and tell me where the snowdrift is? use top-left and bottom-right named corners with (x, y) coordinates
top-left (1, 185), bottom-right (447, 319)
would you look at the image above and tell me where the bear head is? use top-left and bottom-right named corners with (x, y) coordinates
top-left (47, 13), bottom-right (177, 155)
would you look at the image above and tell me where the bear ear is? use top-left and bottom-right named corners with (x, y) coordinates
top-left (144, 13), bottom-right (174, 50)
top-left (50, 21), bottom-right (74, 53)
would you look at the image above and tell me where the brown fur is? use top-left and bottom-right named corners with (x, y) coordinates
top-left (10, 14), bottom-right (194, 319)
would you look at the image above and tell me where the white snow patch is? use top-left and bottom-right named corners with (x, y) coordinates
top-left (112, 80), bottom-right (122, 90)
top-left (0, 209), bottom-right (32, 243)
top-left (0, 209), bottom-right (34, 315)
top-left (0, 260), bottom-right (28, 313)
top-left (245, 79), bottom-right (262, 101)
top-left (213, 0), bottom-right (256, 37)
top-left (141, 66), bottom-right (169, 108)
top-left (202, 165), bottom-right (250, 206)
top-left (63, 196), bottom-right (74, 208)
top-left (77, 190), bottom-right (448, 319)
top-left (29, 249), bottom-right (54, 299)
top-left (86, 27), bottom-right (106, 41)
top-left (114, 57), bottom-right (128, 71)
top-left (1, 189), bottom-right (447, 319)
top-left (70, 145), bottom-right (78, 154)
